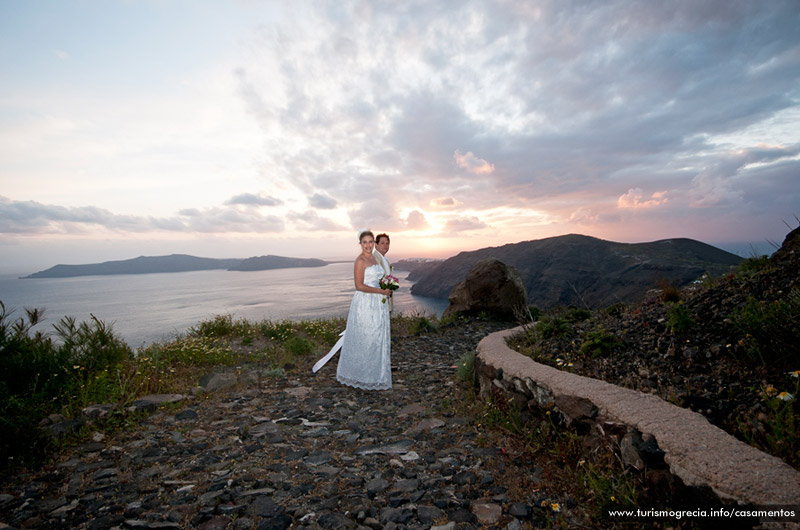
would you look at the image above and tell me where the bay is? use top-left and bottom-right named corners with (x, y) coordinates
top-left (0, 263), bottom-right (448, 349)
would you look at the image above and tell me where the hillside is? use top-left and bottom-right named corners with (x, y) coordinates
top-left (510, 226), bottom-right (800, 468)
top-left (410, 234), bottom-right (742, 308)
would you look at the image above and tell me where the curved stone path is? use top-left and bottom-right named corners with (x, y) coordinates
top-left (0, 320), bottom-right (574, 530)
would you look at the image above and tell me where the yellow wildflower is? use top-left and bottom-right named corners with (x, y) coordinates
top-left (778, 392), bottom-right (795, 402)
top-left (551, 503), bottom-right (561, 512)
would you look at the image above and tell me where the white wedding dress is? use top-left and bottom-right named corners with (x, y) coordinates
top-left (336, 264), bottom-right (392, 390)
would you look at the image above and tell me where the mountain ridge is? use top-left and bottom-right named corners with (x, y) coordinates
top-left (409, 234), bottom-right (743, 308)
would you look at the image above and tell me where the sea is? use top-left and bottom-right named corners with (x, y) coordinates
top-left (0, 263), bottom-right (448, 349)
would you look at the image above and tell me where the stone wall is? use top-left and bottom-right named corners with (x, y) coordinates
top-left (475, 326), bottom-right (800, 513)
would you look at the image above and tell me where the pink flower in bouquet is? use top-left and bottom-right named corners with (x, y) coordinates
top-left (380, 274), bottom-right (399, 303)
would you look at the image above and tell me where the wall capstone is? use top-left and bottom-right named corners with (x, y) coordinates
top-left (475, 325), bottom-right (800, 511)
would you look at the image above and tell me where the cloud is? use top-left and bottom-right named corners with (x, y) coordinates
top-left (430, 197), bottom-right (460, 208)
top-left (405, 209), bottom-right (431, 230)
top-left (4, 0), bottom-right (800, 258)
top-left (443, 216), bottom-right (488, 233)
top-left (287, 210), bottom-right (346, 231)
top-left (308, 193), bottom-right (337, 209)
top-left (454, 150), bottom-right (495, 175)
top-left (618, 189), bottom-right (669, 209)
top-left (227, 0), bottom-right (799, 248)
top-left (225, 193), bottom-right (282, 207)
top-left (0, 196), bottom-right (154, 235)
top-left (178, 207), bottom-right (285, 233)
top-left (0, 196), bottom-right (285, 235)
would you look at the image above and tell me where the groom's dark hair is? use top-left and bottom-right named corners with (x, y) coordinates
top-left (376, 233), bottom-right (390, 244)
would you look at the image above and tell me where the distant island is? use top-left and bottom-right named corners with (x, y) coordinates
top-left (22, 254), bottom-right (329, 279)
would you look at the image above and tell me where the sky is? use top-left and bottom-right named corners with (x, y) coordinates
top-left (1, 0), bottom-right (799, 274)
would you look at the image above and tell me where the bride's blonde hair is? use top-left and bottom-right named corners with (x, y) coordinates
top-left (358, 229), bottom-right (374, 241)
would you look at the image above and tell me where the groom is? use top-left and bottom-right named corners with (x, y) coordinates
top-left (374, 233), bottom-right (393, 312)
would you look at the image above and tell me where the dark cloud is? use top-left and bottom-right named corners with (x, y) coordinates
top-left (308, 193), bottom-right (337, 209)
top-left (225, 193), bottom-right (283, 207)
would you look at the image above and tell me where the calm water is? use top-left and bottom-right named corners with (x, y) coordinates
top-left (0, 263), bottom-right (448, 348)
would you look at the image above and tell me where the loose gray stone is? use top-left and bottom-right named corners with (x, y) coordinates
top-left (175, 409), bottom-right (199, 421)
top-left (355, 439), bottom-right (413, 455)
top-left (471, 502), bottom-right (502, 525)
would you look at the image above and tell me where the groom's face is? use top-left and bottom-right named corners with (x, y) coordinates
top-left (376, 237), bottom-right (390, 256)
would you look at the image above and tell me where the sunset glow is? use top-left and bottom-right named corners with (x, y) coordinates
top-left (1, 1), bottom-right (798, 273)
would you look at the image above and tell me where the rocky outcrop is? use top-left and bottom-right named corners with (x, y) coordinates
top-left (442, 259), bottom-right (528, 319)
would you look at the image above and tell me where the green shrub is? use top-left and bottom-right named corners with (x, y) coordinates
top-left (732, 289), bottom-right (800, 365)
top-left (299, 318), bottom-right (345, 344)
top-left (456, 351), bottom-right (475, 383)
top-left (580, 328), bottom-right (622, 359)
top-left (736, 254), bottom-right (771, 276)
top-left (565, 307), bottom-right (592, 322)
top-left (537, 316), bottom-right (570, 339)
top-left (666, 303), bottom-right (695, 334)
top-left (602, 302), bottom-right (626, 318)
top-left (284, 335), bottom-right (314, 356)
top-left (392, 312), bottom-right (437, 337)
top-left (260, 320), bottom-right (296, 342)
top-left (0, 302), bottom-right (134, 469)
top-left (190, 314), bottom-right (240, 338)
top-left (738, 378), bottom-right (799, 470)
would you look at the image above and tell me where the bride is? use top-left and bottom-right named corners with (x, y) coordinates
top-left (336, 229), bottom-right (393, 390)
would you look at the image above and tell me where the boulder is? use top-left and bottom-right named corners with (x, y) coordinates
top-left (199, 372), bottom-right (238, 393)
top-left (443, 258), bottom-right (528, 319)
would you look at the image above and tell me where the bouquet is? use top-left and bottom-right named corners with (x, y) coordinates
top-left (379, 274), bottom-right (400, 304)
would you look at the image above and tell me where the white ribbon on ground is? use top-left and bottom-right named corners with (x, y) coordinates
top-left (312, 330), bottom-right (346, 373)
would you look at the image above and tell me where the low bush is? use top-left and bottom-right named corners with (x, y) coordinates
top-left (537, 315), bottom-right (571, 339)
top-left (731, 289), bottom-right (800, 365)
top-left (580, 328), bottom-right (622, 359)
top-left (0, 302), bottom-right (134, 469)
top-left (456, 351), bottom-right (475, 383)
top-left (666, 303), bottom-right (695, 334)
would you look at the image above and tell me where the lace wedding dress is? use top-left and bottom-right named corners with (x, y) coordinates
top-left (336, 264), bottom-right (392, 390)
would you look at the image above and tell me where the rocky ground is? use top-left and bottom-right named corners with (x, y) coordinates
top-left (0, 319), bottom-right (588, 530)
top-left (511, 227), bottom-right (800, 469)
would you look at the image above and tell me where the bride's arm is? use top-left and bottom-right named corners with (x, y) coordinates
top-left (353, 259), bottom-right (391, 295)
